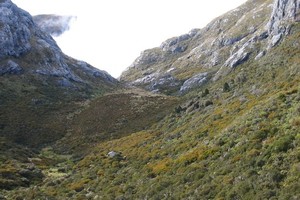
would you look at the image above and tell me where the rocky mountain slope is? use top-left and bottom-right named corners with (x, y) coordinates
top-left (1, 0), bottom-right (300, 199)
top-left (0, 0), bottom-right (119, 189)
top-left (0, 0), bottom-right (117, 147)
top-left (121, 0), bottom-right (299, 94)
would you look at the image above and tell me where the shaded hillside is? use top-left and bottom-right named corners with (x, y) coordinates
top-left (0, 0), bottom-right (117, 147)
top-left (55, 89), bottom-right (179, 155)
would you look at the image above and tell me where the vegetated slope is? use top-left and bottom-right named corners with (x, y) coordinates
top-left (9, 20), bottom-right (300, 200)
top-left (0, 0), bottom-right (117, 190)
top-left (5, 0), bottom-right (299, 199)
top-left (2, 0), bottom-right (300, 199)
top-left (55, 88), bottom-right (179, 156)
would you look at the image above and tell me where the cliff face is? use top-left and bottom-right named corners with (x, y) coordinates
top-left (120, 0), bottom-right (300, 94)
top-left (268, 0), bottom-right (300, 35)
top-left (0, 0), bottom-right (33, 58)
top-left (267, 0), bottom-right (300, 47)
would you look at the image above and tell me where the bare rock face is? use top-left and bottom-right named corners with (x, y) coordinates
top-left (268, 0), bottom-right (300, 35)
top-left (132, 72), bottom-right (181, 93)
top-left (0, 0), bottom-right (33, 58)
top-left (130, 48), bottom-right (164, 69)
top-left (267, 0), bottom-right (300, 46)
top-left (160, 30), bottom-right (199, 54)
top-left (180, 72), bottom-right (208, 93)
top-left (0, 60), bottom-right (23, 75)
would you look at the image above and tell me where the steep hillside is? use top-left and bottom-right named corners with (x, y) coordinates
top-left (0, 0), bottom-right (119, 190)
top-left (0, 0), bottom-right (117, 147)
top-left (1, 0), bottom-right (300, 199)
top-left (120, 0), bottom-right (299, 95)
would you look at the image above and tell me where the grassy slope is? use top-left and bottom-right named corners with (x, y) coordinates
top-left (0, 72), bottom-right (111, 190)
top-left (0, 81), bottom-right (178, 192)
top-left (0, 50), bottom-right (118, 190)
top-left (0, 74), bottom-right (106, 147)
top-left (4, 23), bottom-right (300, 199)
top-left (55, 88), bottom-right (179, 156)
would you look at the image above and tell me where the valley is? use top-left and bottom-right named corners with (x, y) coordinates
top-left (0, 0), bottom-right (300, 199)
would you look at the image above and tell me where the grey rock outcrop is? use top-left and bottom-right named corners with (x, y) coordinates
top-left (180, 72), bottom-right (208, 93)
top-left (160, 30), bottom-right (200, 53)
top-left (33, 14), bottom-right (76, 37)
top-left (0, 60), bottom-right (23, 75)
top-left (132, 72), bottom-right (180, 93)
top-left (224, 48), bottom-right (250, 68)
top-left (75, 61), bottom-right (116, 83)
top-left (160, 31), bottom-right (198, 53)
top-left (124, 30), bottom-right (200, 71)
top-left (130, 48), bottom-right (164, 69)
top-left (267, 0), bottom-right (300, 46)
top-left (268, 0), bottom-right (300, 35)
top-left (213, 0), bottom-right (300, 80)
top-left (0, 0), bottom-right (32, 58)
top-left (255, 51), bottom-right (266, 60)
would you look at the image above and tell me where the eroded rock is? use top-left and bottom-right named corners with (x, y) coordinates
top-left (267, 0), bottom-right (300, 46)
top-left (180, 72), bottom-right (208, 93)
top-left (0, 60), bottom-right (23, 75)
top-left (0, 0), bottom-right (32, 58)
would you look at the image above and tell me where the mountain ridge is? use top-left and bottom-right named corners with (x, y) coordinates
top-left (121, 0), bottom-right (299, 95)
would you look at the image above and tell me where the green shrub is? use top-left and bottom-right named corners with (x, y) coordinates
top-left (271, 135), bottom-right (295, 153)
top-left (223, 82), bottom-right (230, 92)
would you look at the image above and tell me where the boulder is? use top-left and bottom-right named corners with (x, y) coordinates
top-left (224, 44), bottom-right (251, 68)
top-left (107, 151), bottom-right (117, 158)
top-left (255, 51), bottom-right (266, 60)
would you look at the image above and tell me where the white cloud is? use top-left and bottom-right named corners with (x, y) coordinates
top-left (12, 0), bottom-right (247, 77)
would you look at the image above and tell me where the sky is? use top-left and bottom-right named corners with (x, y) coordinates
top-left (12, 0), bottom-right (247, 78)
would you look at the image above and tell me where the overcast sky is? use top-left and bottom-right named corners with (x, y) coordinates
top-left (12, 0), bottom-right (247, 77)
